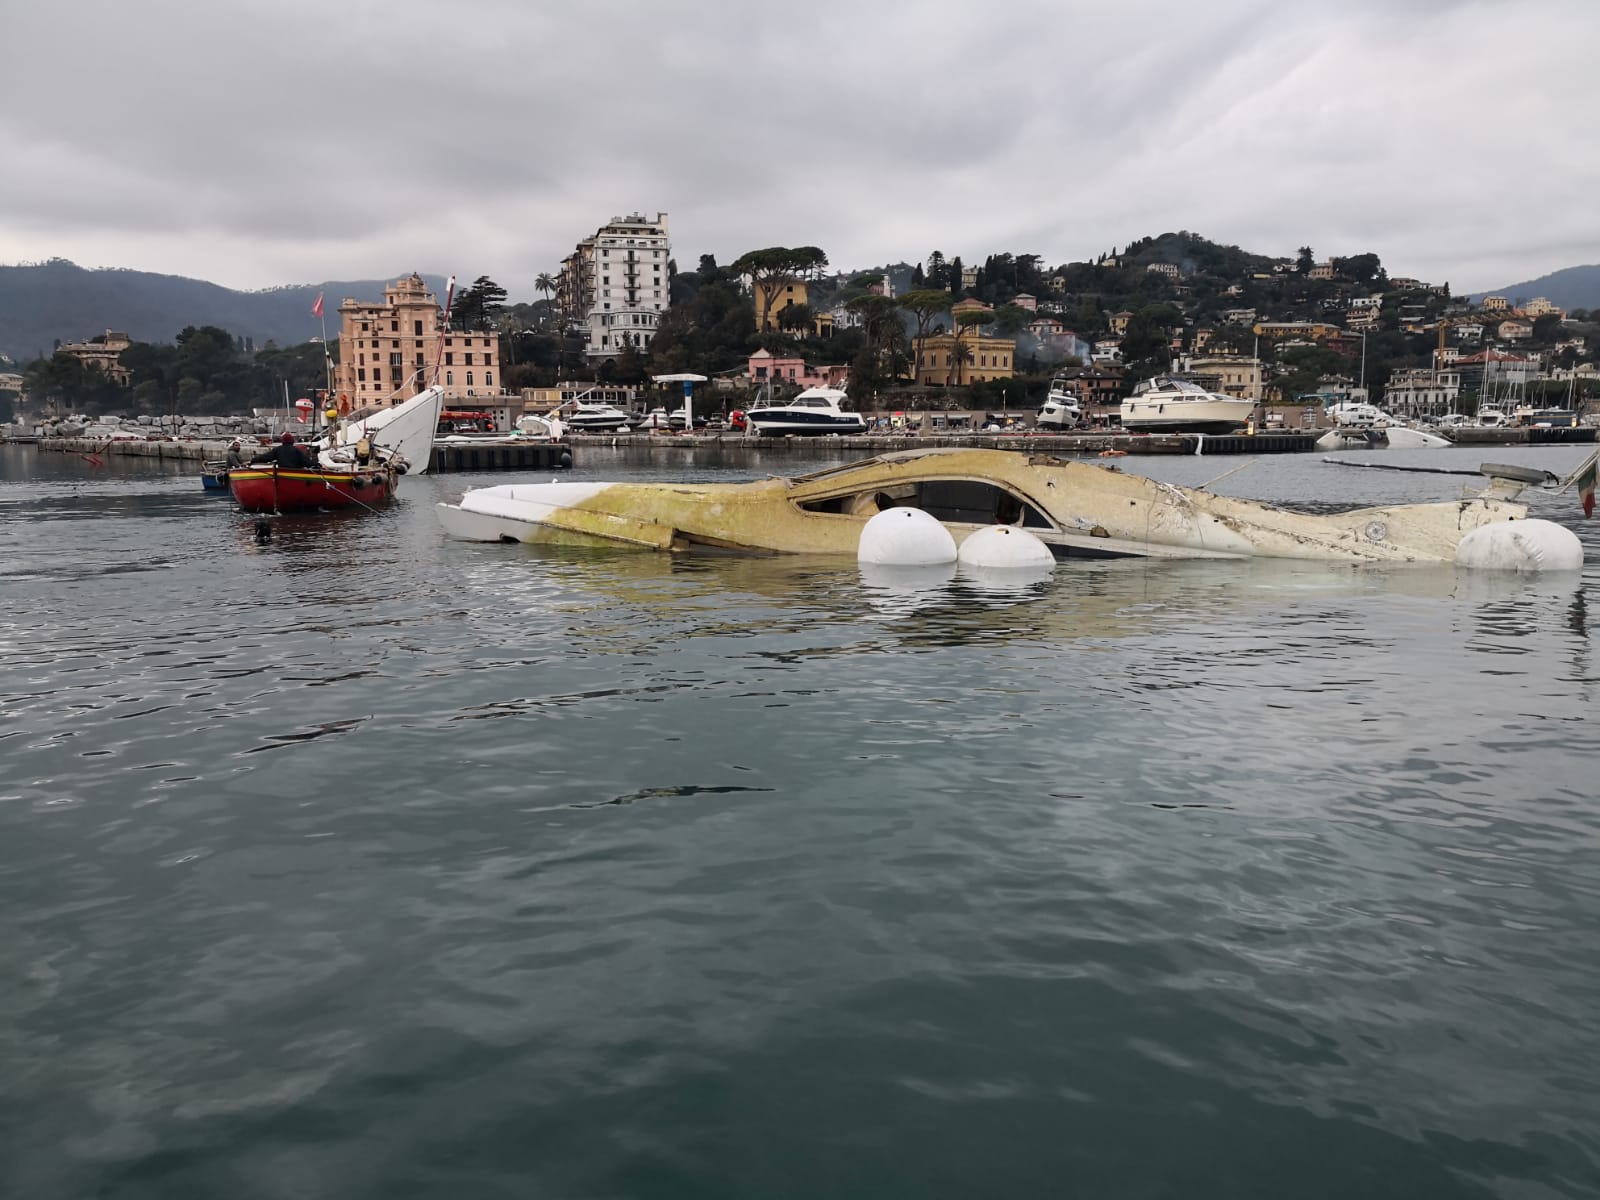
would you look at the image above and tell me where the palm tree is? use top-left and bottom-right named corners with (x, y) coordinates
top-left (949, 339), bottom-right (974, 388)
top-left (950, 310), bottom-right (993, 388)
top-left (535, 272), bottom-right (557, 328)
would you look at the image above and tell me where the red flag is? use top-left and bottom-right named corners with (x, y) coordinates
top-left (311, 292), bottom-right (324, 319)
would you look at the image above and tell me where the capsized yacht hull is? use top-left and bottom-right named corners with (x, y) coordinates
top-left (436, 447), bottom-right (1539, 564)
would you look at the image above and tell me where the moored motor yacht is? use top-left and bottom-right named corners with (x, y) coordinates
top-left (1120, 377), bottom-right (1256, 434)
top-left (565, 402), bottom-right (633, 432)
top-left (745, 386), bottom-right (867, 437)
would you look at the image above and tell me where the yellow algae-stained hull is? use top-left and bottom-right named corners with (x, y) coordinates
top-left (436, 448), bottom-right (1533, 564)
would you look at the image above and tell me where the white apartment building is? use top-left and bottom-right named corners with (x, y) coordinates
top-left (1383, 368), bottom-right (1461, 419)
top-left (558, 212), bottom-right (672, 362)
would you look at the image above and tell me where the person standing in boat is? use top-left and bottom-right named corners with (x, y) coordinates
top-left (251, 432), bottom-right (312, 469)
top-left (224, 439), bottom-right (246, 469)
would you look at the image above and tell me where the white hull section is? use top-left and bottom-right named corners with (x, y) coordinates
top-left (746, 414), bottom-right (868, 436)
top-left (330, 386), bottom-right (443, 474)
top-left (1121, 396), bottom-right (1256, 432)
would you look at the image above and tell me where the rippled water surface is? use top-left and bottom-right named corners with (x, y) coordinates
top-left (3, 441), bottom-right (1599, 1198)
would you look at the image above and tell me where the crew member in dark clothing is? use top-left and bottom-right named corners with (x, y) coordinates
top-left (251, 432), bottom-right (313, 469)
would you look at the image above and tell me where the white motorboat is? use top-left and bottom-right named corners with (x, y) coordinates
top-left (1037, 377), bottom-right (1083, 430)
top-left (565, 402), bottom-right (633, 433)
top-left (745, 386), bottom-right (867, 437)
top-left (515, 413), bottom-right (567, 439)
top-left (326, 386), bottom-right (444, 474)
top-left (1120, 377), bottom-right (1256, 434)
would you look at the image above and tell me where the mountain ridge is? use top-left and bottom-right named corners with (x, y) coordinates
top-left (1472, 263), bottom-right (1600, 311)
top-left (0, 260), bottom-right (449, 361)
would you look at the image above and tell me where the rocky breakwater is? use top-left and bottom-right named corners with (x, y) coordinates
top-left (29, 413), bottom-right (287, 464)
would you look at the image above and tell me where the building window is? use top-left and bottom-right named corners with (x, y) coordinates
top-left (485, 372), bottom-right (493, 387)
top-left (391, 320), bottom-right (398, 331)
top-left (446, 371), bottom-right (453, 385)
top-left (358, 368), bottom-right (366, 381)
top-left (360, 321), bottom-right (368, 332)
top-left (466, 372), bottom-right (474, 387)
top-left (445, 353), bottom-right (453, 365)
top-left (414, 320), bottom-right (422, 336)
top-left (374, 367), bottom-right (383, 382)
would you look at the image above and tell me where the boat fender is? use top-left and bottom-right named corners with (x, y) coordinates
top-left (560, 451), bottom-right (573, 469)
top-left (1455, 519), bottom-right (1583, 572)
top-left (957, 526), bottom-right (1054, 571)
top-left (352, 476), bottom-right (366, 488)
top-left (858, 506), bottom-right (957, 566)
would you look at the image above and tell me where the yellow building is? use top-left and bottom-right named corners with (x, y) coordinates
top-left (915, 333), bottom-right (1016, 386)
top-left (1251, 320), bottom-right (1343, 341)
top-left (334, 274), bottom-right (501, 408)
top-left (1481, 295), bottom-right (1510, 312)
top-left (755, 280), bottom-right (810, 332)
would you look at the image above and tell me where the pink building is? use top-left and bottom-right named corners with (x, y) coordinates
top-left (748, 348), bottom-right (848, 389)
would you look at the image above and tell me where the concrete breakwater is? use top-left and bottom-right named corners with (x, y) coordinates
top-left (36, 436), bottom-right (238, 462)
top-left (568, 429), bottom-right (1321, 455)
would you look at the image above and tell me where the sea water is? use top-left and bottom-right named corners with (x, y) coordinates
top-left (2, 441), bottom-right (1597, 1198)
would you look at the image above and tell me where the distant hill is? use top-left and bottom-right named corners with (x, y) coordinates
top-left (1472, 264), bottom-right (1600, 311)
top-left (0, 260), bottom-right (449, 362)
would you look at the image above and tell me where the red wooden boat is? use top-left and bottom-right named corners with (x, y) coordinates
top-left (228, 461), bottom-right (397, 513)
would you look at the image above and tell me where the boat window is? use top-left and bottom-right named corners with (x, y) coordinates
top-left (797, 479), bottom-right (1050, 527)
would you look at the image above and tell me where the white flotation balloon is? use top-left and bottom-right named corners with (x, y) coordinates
top-left (957, 526), bottom-right (1055, 571)
top-left (1454, 519), bottom-right (1584, 572)
top-left (858, 506), bottom-right (957, 566)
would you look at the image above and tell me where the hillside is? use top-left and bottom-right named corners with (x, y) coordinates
top-left (0, 260), bottom-right (449, 361)
top-left (1472, 264), bottom-right (1600, 311)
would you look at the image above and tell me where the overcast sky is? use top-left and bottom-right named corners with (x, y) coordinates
top-left (4, 0), bottom-right (1594, 297)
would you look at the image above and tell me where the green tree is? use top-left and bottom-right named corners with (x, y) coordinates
top-left (776, 302), bottom-right (816, 333)
top-left (898, 290), bottom-right (951, 382)
top-left (453, 276), bottom-right (508, 331)
top-left (1333, 253), bottom-right (1383, 286)
top-left (950, 309), bottom-right (992, 387)
top-left (729, 246), bottom-right (829, 332)
top-left (848, 295), bottom-right (909, 383)
top-left (991, 303), bottom-right (1032, 337)
top-left (1296, 246), bottom-right (1315, 275)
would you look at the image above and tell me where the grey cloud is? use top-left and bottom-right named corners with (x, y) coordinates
top-left (2, 0), bottom-right (1596, 294)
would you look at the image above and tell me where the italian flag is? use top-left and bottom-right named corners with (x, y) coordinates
top-left (1567, 447), bottom-right (1600, 518)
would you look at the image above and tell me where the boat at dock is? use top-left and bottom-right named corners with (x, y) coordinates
top-left (436, 446), bottom-right (1575, 566)
top-left (745, 386), bottom-right (868, 437)
top-left (1037, 376), bottom-right (1084, 430)
top-left (1120, 377), bottom-right (1256, 434)
top-left (565, 402), bottom-right (634, 433)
